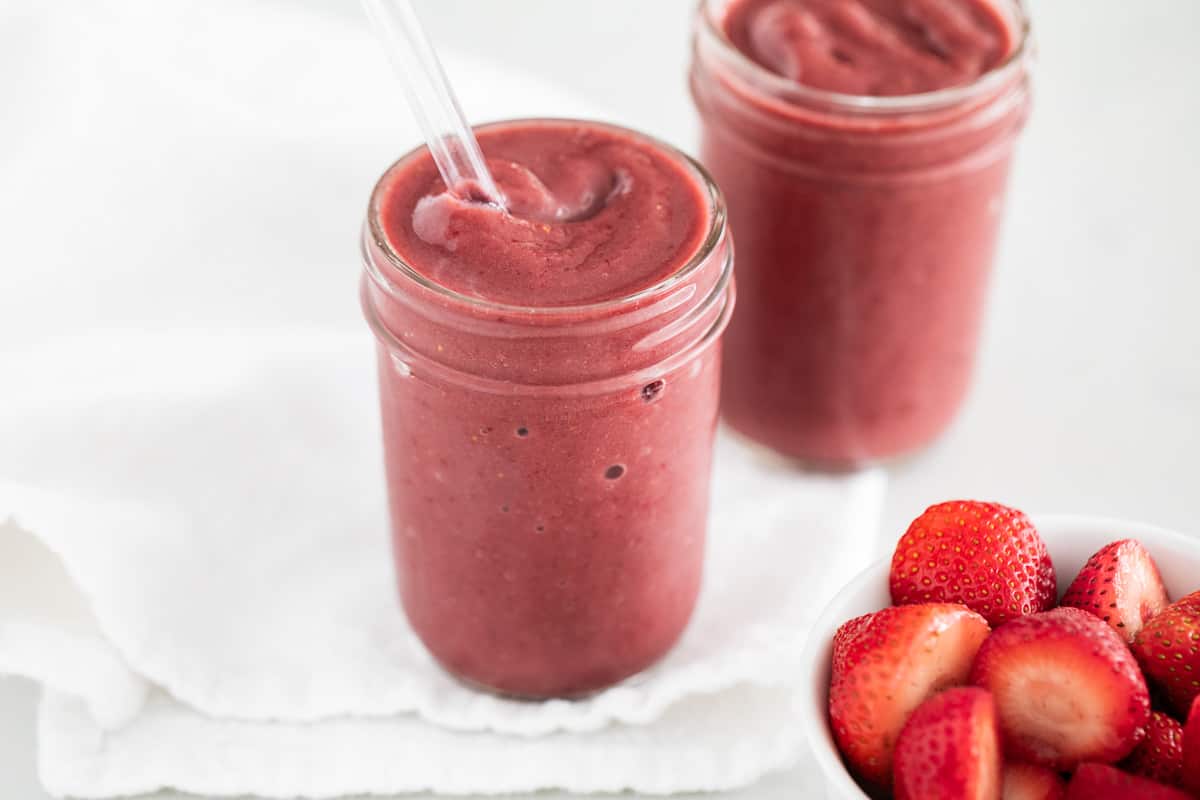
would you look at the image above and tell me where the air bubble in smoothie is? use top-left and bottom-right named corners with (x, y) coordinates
top-left (641, 380), bottom-right (665, 403)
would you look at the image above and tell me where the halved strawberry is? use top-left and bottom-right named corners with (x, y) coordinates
top-left (893, 687), bottom-right (1000, 800)
top-left (1120, 710), bottom-right (1185, 787)
top-left (1060, 539), bottom-right (1170, 643)
top-left (1002, 762), bottom-right (1066, 800)
top-left (1183, 695), bottom-right (1200, 795)
top-left (889, 500), bottom-right (1056, 627)
top-left (828, 603), bottom-right (991, 789)
top-left (1133, 591), bottom-right (1200, 718)
top-left (1065, 763), bottom-right (1194, 800)
top-left (970, 606), bottom-right (1151, 770)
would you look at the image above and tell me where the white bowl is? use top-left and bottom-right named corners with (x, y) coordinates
top-left (800, 514), bottom-right (1200, 800)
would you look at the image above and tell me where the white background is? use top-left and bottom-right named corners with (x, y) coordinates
top-left (2, 0), bottom-right (1198, 797)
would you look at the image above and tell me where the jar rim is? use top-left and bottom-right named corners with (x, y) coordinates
top-left (695, 0), bottom-right (1032, 115)
top-left (363, 117), bottom-right (728, 320)
top-left (359, 257), bottom-right (734, 395)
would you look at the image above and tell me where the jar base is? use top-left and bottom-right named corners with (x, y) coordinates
top-left (428, 650), bottom-right (668, 702)
top-left (441, 664), bottom-right (605, 703)
top-left (719, 416), bottom-right (954, 474)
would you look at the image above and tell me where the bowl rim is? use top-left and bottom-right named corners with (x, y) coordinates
top-left (799, 512), bottom-right (1200, 799)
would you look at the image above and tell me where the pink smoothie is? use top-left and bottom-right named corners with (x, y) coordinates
top-left (361, 120), bottom-right (733, 697)
top-left (725, 0), bottom-right (1011, 96)
top-left (692, 0), bottom-right (1030, 466)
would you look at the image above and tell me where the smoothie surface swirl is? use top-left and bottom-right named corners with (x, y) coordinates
top-left (380, 121), bottom-right (708, 307)
top-left (722, 0), bottom-right (1016, 96)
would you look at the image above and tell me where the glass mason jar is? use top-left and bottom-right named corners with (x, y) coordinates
top-left (360, 120), bottom-right (735, 698)
top-left (691, 0), bottom-right (1033, 468)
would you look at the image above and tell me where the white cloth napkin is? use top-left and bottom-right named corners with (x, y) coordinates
top-left (0, 329), bottom-right (885, 798)
top-left (0, 1), bottom-right (887, 796)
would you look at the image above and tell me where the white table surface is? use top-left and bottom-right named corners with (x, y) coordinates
top-left (3, 0), bottom-right (1198, 797)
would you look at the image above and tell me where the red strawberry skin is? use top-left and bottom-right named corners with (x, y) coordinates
top-left (829, 603), bottom-right (991, 789)
top-left (1060, 539), bottom-right (1170, 643)
top-left (1065, 763), bottom-right (1194, 800)
top-left (1183, 695), bottom-right (1200, 795)
top-left (1120, 710), bottom-right (1185, 788)
top-left (1133, 591), bottom-right (1200, 719)
top-left (889, 501), bottom-right (1056, 627)
top-left (1002, 762), bottom-right (1066, 800)
top-left (970, 606), bottom-right (1151, 770)
top-left (893, 687), bottom-right (1000, 800)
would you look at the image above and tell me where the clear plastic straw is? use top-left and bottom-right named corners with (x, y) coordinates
top-left (361, 0), bottom-right (505, 207)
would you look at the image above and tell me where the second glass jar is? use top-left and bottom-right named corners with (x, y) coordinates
top-left (691, 0), bottom-right (1033, 468)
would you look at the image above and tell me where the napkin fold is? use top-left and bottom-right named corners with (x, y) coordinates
top-left (0, 329), bottom-right (886, 798)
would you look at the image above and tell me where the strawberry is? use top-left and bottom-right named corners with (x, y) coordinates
top-left (1183, 695), bottom-right (1200, 795)
top-left (1060, 539), bottom-right (1170, 643)
top-left (1002, 762), bottom-right (1066, 800)
top-left (889, 500), bottom-right (1056, 627)
top-left (1121, 710), bottom-right (1185, 787)
top-left (828, 603), bottom-right (990, 789)
top-left (1064, 763), bottom-right (1194, 800)
top-left (1133, 591), bottom-right (1200, 719)
top-left (970, 606), bottom-right (1151, 770)
top-left (892, 687), bottom-right (1000, 800)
